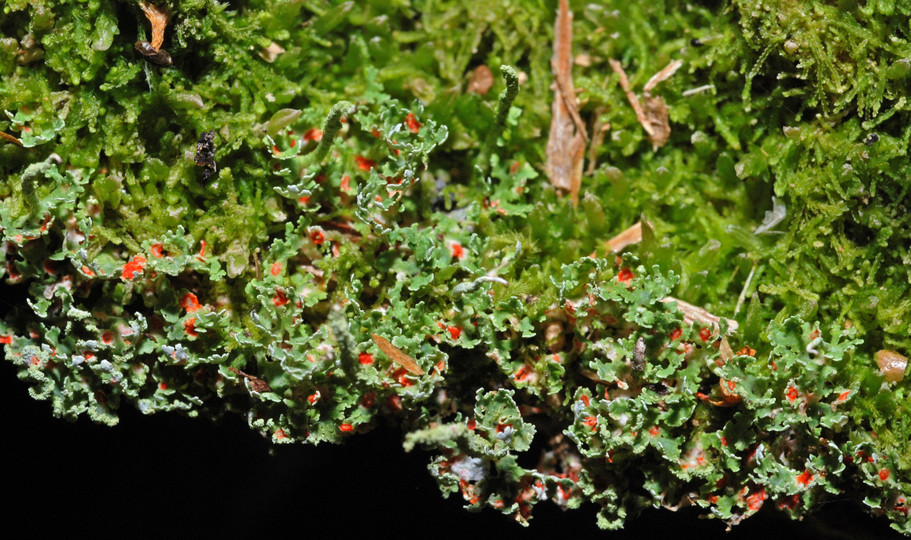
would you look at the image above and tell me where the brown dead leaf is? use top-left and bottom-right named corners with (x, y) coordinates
top-left (138, 2), bottom-right (170, 51)
top-left (467, 65), bottom-right (494, 95)
top-left (609, 59), bottom-right (682, 149)
top-left (545, 0), bottom-right (587, 206)
top-left (371, 334), bottom-right (425, 375)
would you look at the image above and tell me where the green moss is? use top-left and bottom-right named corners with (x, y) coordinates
top-left (1, 0), bottom-right (909, 534)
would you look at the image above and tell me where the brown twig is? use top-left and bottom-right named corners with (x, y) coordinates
top-left (0, 131), bottom-right (23, 147)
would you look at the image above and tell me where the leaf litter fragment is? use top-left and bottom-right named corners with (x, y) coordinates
top-left (545, 0), bottom-right (587, 206)
top-left (371, 334), bottom-right (424, 375)
top-left (609, 58), bottom-right (682, 149)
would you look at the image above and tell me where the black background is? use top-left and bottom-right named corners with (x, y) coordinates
top-left (1, 357), bottom-right (903, 540)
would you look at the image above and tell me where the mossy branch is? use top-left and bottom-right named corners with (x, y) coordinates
top-left (305, 100), bottom-right (355, 167)
top-left (479, 65), bottom-right (520, 172)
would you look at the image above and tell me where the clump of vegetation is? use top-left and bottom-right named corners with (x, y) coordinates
top-left (1, 0), bottom-right (908, 533)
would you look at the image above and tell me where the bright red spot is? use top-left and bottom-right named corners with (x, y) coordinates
top-left (275, 429), bottom-right (287, 439)
top-left (307, 392), bottom-right (319, 404)
top-left (270, 262), bottom-right (282, 276)
top-left (121, 256), bottom-right (148, 280)
top-left (514, 365), bottom-right (529, 381)
top-left (340, 175), bottom-right (351, 192)
top-left (393, 368), bottom-right (413, 387)
top-left (151, 243), bottom-right (164, 258)
top-left (0, 335), bottom-right (11, 345)
top-left (746, 488), bottom-right (767, 511)
top-left (289, 138), bottom-right (296, 148)
top-left (405, 112), bottom-right (421, 133)
top-left (159, 382), bottom-right (169, 391)
top-left (310, 230), bottom-right (325, 245)
top-left (466, 418), bottom-right (476, 430)
top-left (837, 390), bottom-right (851, 402)
top-left (298, 196), bottom-right (310, 205)
top-left (796, 470), bottom-right (813, 486)
top-left (699, 327), bottom-right (713, 342)
top-left (879, 468), bottom-right (891, 481)
top-left (580, 394), bottom-right (590, 406)
top-left (272, 145), bottom-right (280, 155)
top-left (358, 352), bottom-right (374, 365)
top-left (304, 128), bottom-right (322, 142)
top-left (29, 356), bottom-right (40, 367)
top-left (81, 265), bottom-right (95, 277)
top-left (617, 267), bottom-right (634, 284)
top-left (101, 332), bottom-right (114, 345)
top-left (273, 289), bottom-right (290, 307)
top-left (727, 380), bottom-right (736, 391)
top-left (339, 423), bottom-right (354, 433)
top-left (447, 325), bottom-right (461, 340)
top-left (184, 318), bottom-right (198, 337)
top-left (355, 155), bottom-right (376, 171)
top-left (786, 386), bottom-right (799, 402)
top-left (450, 241), bottom-right (465, 260)
top-left (721, 437), bottom-right (728, 447)
top-left (669, 328), bottom-right (683, 341)
top-left (583, 416), bottom-right (598, 431)
top-left (196, 240), bottom-right (207, 262)
top-left (649, 426), bottom-right (660, 437)
top-left (181, 293), bottom-right (202, 313)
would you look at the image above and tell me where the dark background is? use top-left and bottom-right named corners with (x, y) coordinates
top-left (0, 358), bottom-right (903, 540)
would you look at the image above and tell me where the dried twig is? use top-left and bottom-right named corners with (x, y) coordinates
top-left (371, 334), bottom-right (425, 375)
top-left (661, 296), bottom-right (739, 333)
top-left (607, 220), bottom-right (651, 252)
top-left (545, 0), bottom-right (587, 206)
top-left (227, 367), bottom-right (272, 393)
top-left (609, 59), bottom-right (682, 149)
top-left (0, 131), bottom-right (23, 147)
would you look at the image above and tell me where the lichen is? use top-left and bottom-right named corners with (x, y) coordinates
top-left (0, 0), bottom-right (908, 534)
